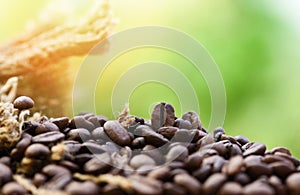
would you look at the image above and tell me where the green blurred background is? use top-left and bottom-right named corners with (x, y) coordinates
top-left (0, 0), bottom-right (299, 157)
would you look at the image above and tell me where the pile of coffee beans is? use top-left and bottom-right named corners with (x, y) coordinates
top-left (0, 99), bottom-right (300, 195)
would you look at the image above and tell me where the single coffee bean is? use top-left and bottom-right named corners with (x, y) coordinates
top-left (88, 116), bottom-right (102, 128)
top-left (129, 175), bottom-right (163, 195)
top-left (75, 153), bottom-right (94, 167)
top-left (243, 181), bottom-right (275, 195)
top-left (213, 127), bottom-right (225, 142)
top-left (174, 173), bottom-right (202, 195)
top-left (104, 120), bottom-right (131, 146)
top-left (131, 137), bottom-right (146, 149)
top-left (0, 163), bottom-right (12, 186)
top-left (286, 173), bottom-right (300, 195)
top-left (185, 152), bottom-right (204, 171)
top-left (71, 116), bottom-right (96, 131)
top-left (245, 161), bottom-right (272, 179)
top-left (163, 182), bottom-right (187, 195)
top-left (10, 133), bottom-right (32, 161)
top-left (35, 121), bottom-right (60, 135)
top-left (151, 103), bottom-right (167, 131)
top-left (63, 140), bottom-right (81, 154)
top-left (24, 143), bottom-right (50, 159)
top-left (224, 155), bottom-right (244, 176)
top-left (274, 152), bottom-right (300, 167)
top-left (233, 172), bottom-right (251, 185)
top-left (218, 182), bottom-right (243, 195)
top-left (268, 175), bottom-right (287, 195)
top-left (201, 141), bottom-right (228, 157)
top-left (1, 182), bottom-right (26, 195)
top-left (59, 160), bottom-right (80, 173)
top-left (182, 111), bottom-right (202, 130)
top-left (202, 155), bottom-right (226, 173)
top-left (42, 164), bottom-right (72, 190)
top-left (32, 131), bottom-right (65, 145)
top-left (172, 129), bottom-right (200, 143)
top-left (13, 96), bottom-right (34, 110)
top-left (66, 181), bottom-right (101, 195)
top-left (148, 166), bottom-right (171, 181)
top-left (243, 142), bottom-right (266, 157)
top-left (84, 153), bottom-right (111, 175)
top-left (203, 173), bottom-right (227, 195)
top-left (158, 126), bottom-right (179, 140)
top-left (67, 128), bottom-right (91, 142)
top-left (234, 135), bottom-right (249, 146)
top-left (269, 147), bottom-right (291, 156)
top-left (50, 117), bottom-right (69, 131)
top-left (269, 161), bottom-right (294, 179)
top-left (96, 115), bottom-right (108, 126)
top-left (164, 103), bottom-right (175, 127)
top-left (130, 154), bottom-right (156, 169)
top-left (102, 184), bottom-right (126, 195)
top-left (22, 121), bottom-right (39, 135)
top-left (0, 157), bottom-right (10, 166)
top-left (79, 141), bottom-right (106, 154)
top-left (193, 164), bottom-right (212, 183)
top-left (174, 118), bottom-right (192, 129)
top-left (135, 125), bottom-right (169, 147)
top-left (166, 145), bottom-right (188, 162)
top-left (229, 143), bottom-right (243, 157)
top-left (33, 173), bottom-right (47, 187)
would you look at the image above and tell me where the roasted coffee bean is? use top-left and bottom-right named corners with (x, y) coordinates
top-left (233, 172), bottom-right (251, 185)
top-left (0, 163), bottom-right (12, 186)
top-left (24, 143), bottom-right (50, 159)
top-left (131, 137), bottom-right (146, 149)
top-left (174, 173), bottom-right (202, 195)
top-left (213, 127), bottom-right (225, 142)
top-left (10, 133), bottom-right (31, 161)
top-left (66, 181), bottom-right (101, 195)
top-left (135, 125), bottom-right (168, 147)
top-left (50, 117), bottom-right (69, 131)
top-left (1, 182), bottom-right (26, 195)
top-left (67, 128), bottom-right (91, 142)
top-left (129, 175), bottom-right (163, 195)
top-left (33, 173), bottom-right (47, 187)
top-left (202, 155), bottom-right (226, 173)
top-left (157, 126), bottom-right (179, 140)
top-left (102, 184), bottom-right (126, 195)
top-left (174, 118), bottom-right (192, 129)
top-left (165, 103), bottom-right (175, 127)
top-left (75, 153), bottom-right (94, 167)
top-left (13, 96), bottom-right (34, 110)
top-left (274, 152), bottom-right (300, 167)
top-left (243, 142), bottom-right (266, 157)
top-left (201, 141), bottom-right (228, 157)
top-left (0, 157), bottom-right (10, 166)
top-left (135, 116), bottom-right (145, 125)
top-left (22, 121), bottom-right (39, 135)
top-left (148, 166), bottom-right (171, 181)
top-left (269, 161), bottom-right (294, 178)
top-left (88, 116), bottom-right (102, 128)
top-left (243, 181), bottom-right (275, 195)
top-left (163, 182), bottom-right (187, 195)
top-left (42, 164), bottom-right (72, 190)
top-left (234, 135), bottom-right (249, 146)
top-left (245, 161), bottom-right (271, 179)
top-left (269, 147), bottom-right (291, 156)
top-left (32, 131), bottom-right (65, 145)
top-left (151, 103), bottom-right (175, 130)
top-left (286, 173), bottom-right (300, 195)
top-left (63, 140), bottom-right (81, 154)
top-left (59, 160), bottom-right (80, 173)
top-left (185, 152), bottom-right (204, 171)
top-left (35, 121), bottom-right (60, 135)
top-left (193, 164), bottom-right (212, 182)
top-left (223, 155), bottom-right (243, 176)
top-left (84, 153), bottom-right (111, 175)
top-left (104, 120), bottom-right (131, 146)
top-left (166, 145), bottom-right (188, 162)
top-left (91, 127), bottom-right (109, 140)
top-left (70, 116), bottom-right (96, 131)
top-left (218, 182), bottom-right (243, 195)
top-left (182, 111), bottom-right (202, 130)
top-left (79, 141), bottom-right (106, 154)
top-left (130, 154), bottom-right (156, 169)
top-left (268, 175), bottom-right (286, 195)
top-left (203, 173), bottom-right (227, 195)
top-left (172, 129), bottom-right (200, 143)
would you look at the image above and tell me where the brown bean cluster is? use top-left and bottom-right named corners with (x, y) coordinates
top-left (0, 100), bottom-right (300, 195)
